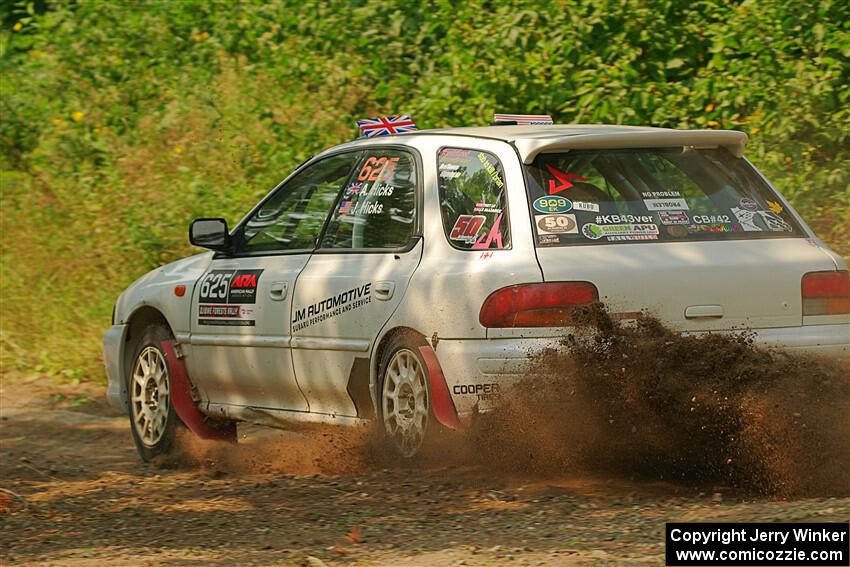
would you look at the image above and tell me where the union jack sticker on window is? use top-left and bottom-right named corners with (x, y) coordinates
top-left (356, 115), bottom-right (418, 138)
top-left (493, 113), bottom-right (554, 125)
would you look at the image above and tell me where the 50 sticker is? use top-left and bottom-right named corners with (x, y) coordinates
top-left (450, 214), bottom-right (486, 243)
top-left (536, 214), bottom-right (578, 234)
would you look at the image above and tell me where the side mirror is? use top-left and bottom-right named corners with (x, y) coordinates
top-left (189, 218), bottom-right (231, 252)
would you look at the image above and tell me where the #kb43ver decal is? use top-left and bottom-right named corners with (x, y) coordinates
top-left (197, 269), bottom-right (264, 326)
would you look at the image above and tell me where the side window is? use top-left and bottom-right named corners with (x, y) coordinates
top-left (237, 153), bottom-right (360, 254)
top-left (437, 148), bottom-right (510, 250)
top-left (320, 149), bottom-right (417, 250)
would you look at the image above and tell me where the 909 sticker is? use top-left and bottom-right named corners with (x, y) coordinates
top-left (533, 195), bottom-right (572, 213)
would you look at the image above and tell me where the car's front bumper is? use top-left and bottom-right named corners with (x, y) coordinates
top-left (435, 324), bottom-right (850, 417)
top-left (103, 323), bottom-right (128, 412)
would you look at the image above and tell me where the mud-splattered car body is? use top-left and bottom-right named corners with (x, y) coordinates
top-left (104, 125), bottom-right (849, 457)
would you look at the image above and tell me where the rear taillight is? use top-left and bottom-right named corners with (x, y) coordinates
top-left (479, 282), bottom-right (599, 328)
top-left (802, 271), bottom-right (850, 316)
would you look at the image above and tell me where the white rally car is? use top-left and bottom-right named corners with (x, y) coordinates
top-left (104, 122), bottom-right (850, 460)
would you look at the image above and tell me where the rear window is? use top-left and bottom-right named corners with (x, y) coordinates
top-left (524, 148), bottom-right (804, 246)
top-left (437, 148), bottom-right (511, 250)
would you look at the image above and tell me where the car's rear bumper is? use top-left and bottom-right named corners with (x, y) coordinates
top-left (103, 323), bottom-right (128, 412)
top-left (732, 323), bottom-right (849, 357)
top-left (435, 324), bottom-right (849, 417)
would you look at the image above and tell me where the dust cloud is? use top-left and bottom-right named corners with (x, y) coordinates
top-left (171, 304), bottom-right (849, 497)
top-left (464, 303), bottom-right (850, 497)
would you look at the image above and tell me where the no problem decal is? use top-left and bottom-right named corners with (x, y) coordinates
top-left (197, 269), bottom-right (263, 326)
top-left (292, 283), bottom-right (372, 332)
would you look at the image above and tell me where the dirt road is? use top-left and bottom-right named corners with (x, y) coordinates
top-left (2, 376), bottom-right (849, 566)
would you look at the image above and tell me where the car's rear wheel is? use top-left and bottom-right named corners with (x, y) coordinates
top-left (378, 334), bottom-right (433, 458)
top-left (127, 325), bottom-right (181, 461)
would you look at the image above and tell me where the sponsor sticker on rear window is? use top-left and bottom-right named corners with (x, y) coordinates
top-left (533, 195), bottom-right (572, 213)
top-left (581, 223), bottom-right (659, 241)
top-left (536, 214), bottom-right (578, 234)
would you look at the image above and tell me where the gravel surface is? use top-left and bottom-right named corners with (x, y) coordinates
top-left (2, 376), bottom-right (848, 566)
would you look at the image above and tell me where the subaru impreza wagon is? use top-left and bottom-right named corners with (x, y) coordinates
top-left (104, 124), bottom-right (850, 459)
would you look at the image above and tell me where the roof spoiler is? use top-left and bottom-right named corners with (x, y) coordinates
top-left (515, 129), bottom-right (748, 164)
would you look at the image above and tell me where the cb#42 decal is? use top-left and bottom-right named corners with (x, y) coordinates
top-left (292, 283), bottom-right (372, 332)
top-left (197, 269), bottom-right (264, 326)
top-left (691, 214), bottom-right (731, 224)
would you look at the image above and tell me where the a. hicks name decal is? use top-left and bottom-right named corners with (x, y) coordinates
top-left (292, 283), bottom-right (372, 333)
top-left (197, 269), bottom-right (263, 327)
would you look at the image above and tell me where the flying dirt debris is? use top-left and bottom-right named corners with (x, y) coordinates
top-left (173, 303), bottom-right (848, 499)
top-left (467, 303), bottom-right (850, 497)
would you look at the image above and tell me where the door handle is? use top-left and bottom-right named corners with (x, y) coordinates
top-left (684, 304), bottom-right (724, 319)
top-left (374, 281), bottom-right (395, 301)
top-left (269, 281), bottom-right (288, 301)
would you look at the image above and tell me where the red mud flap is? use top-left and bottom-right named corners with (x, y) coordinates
top-left (418, 345), bottom-right (462, 430)
top-left (160, 340), bottom-right (236, 442)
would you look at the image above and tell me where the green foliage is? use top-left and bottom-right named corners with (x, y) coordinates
top-left (1, 0), bottom-right (848, 379)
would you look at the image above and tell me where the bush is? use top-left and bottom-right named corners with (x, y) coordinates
top-left (1, 0), bottom-right (848, 379)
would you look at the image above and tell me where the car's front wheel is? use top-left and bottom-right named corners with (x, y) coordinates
top-left (378, 334), bottom-right (434, 458)
top-left (127, 325), bottom-right (181, 461)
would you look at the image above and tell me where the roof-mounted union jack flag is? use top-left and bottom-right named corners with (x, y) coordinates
top-left (356, 115), bottom-right (418, 137)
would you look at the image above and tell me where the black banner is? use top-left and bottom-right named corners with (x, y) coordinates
top-left (666, 523), bottom-right (849, 566)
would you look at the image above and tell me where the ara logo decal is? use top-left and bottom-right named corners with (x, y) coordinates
top-left (533, 195), bottom-right (572, 213)
top-left (230, 274), bottom-right (258, 288)
top-left (198, 269), bottom-right (263, 305)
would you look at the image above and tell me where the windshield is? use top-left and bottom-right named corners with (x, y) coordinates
top-left (524, 148), bottom-right (804, 246)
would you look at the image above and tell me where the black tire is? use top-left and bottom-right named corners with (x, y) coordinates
top-left (126, 324), bottom-right (182, 461)
top-left (376, 332), bottom-right (438, 458)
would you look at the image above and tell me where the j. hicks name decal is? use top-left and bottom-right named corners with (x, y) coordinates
top-left (292, 283), bottom-right (372, 333)
top-left (197, 269), bottom-right (263, 326)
